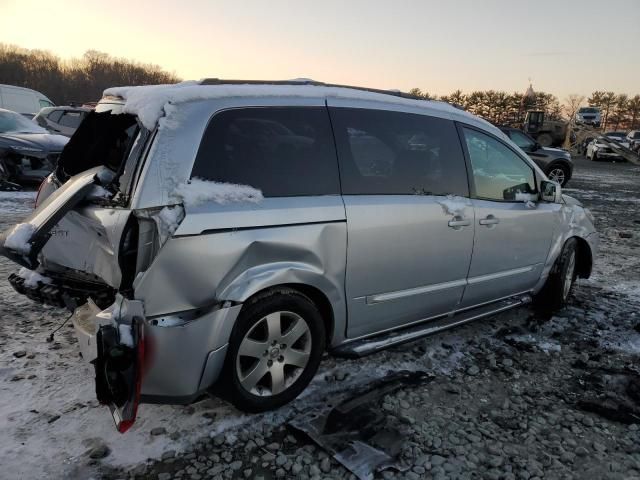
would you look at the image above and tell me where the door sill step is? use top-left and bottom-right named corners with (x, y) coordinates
top-left (333, 294), bottom-right (532, 358)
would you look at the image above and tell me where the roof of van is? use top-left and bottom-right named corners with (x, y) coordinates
top-left (102, 79), bottom-right (497, 134)
top-left (0, 84), bottom-right (52, 99)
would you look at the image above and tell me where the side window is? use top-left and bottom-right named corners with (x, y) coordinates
top-left (192, 107), bottom-right (340, 197)
top-left (463, 127), bottom-right (536, 201)
top-left (48, 110), bottom-right (63, 123)
top-left (59, 111), bottom-right (83, 128)
top-left (330, 108), bottom-right (469, 196)
top-left (509, 131), bottom-right (535, 151)
top-left (39, 99), bottom-right (54, 108)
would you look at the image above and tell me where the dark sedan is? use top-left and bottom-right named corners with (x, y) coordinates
top-left (499, 126), bottom-right (573, 187)
top-left (0, 108), bottom-right (68, 188)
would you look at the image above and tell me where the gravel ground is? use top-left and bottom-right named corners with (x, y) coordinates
top-left (1, 157), bottom-right (640, 480)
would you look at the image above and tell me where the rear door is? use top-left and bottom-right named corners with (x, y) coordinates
top-left (458, 125), bottom-right (557, 308)
top-left (328, 103), bottom-right (475, 338)
top-left (0, 110), bottom-right (147, 289)
top-left (0, 167), bottom-right (105, 269)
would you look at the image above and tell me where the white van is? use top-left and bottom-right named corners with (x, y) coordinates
top-left (0, 84), bottom-right (55, 116)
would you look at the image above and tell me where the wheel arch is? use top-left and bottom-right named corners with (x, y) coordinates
top-left (236, 283), bottom-right (336, 350)
top-left (573, 236), bottom-right (593, 279)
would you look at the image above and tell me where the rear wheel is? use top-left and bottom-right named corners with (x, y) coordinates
top-left (223, 289), bottom-right (325, 412)
top-left (534, 238), bottom-right (578, 312)
top-left (546, 165), bottom-right (569, 186)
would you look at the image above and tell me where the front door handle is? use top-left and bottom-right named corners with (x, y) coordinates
top-left (448, 216), bottom-right (471, 228)
top-left (479, 215), bottom-right (500, 226)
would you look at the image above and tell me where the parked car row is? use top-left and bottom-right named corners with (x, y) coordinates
top-left (499, 126), bottom-right (573, 186)
top-left (0, 85), bottom-right (94, 189)
top-left (0, 108), bottom-right (68, 189)
top-left (585, 131), bottom-right (633, 161)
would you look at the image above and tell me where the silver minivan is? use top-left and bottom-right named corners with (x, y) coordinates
top-left (0, 80), bottom-right (598, 432)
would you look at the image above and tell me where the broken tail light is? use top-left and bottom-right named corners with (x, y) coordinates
top-left (94, 318), bottom-right (144, 433)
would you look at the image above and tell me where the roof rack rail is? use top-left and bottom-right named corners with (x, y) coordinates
top-left (199, 78), bottom-right (422, 101)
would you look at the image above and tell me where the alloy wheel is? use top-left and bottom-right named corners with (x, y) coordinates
top-left (548, 168), bottom-right (566, 186)
top-left (235, 311), bottom-right (311, 396)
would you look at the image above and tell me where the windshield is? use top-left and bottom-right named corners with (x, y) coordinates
top-left (579, 108), bottom-right (599, 114)
top-left (0, 109), bottom-right (47, 134)
top-left (606, 132), bottom-right (626, 139)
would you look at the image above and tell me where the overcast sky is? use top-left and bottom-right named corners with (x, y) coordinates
top-left (2, 0), bottom-right (639, 99)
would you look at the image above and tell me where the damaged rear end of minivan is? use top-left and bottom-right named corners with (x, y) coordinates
top-left (0, 98), bottom-right (184, 432)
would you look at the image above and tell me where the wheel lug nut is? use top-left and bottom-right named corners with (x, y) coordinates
top-left (280, 344), bottom-right (286, 349)
top-left (267, 360), bottom-right (273, 367)
top-left (278, 355), bottom-right (284, 362)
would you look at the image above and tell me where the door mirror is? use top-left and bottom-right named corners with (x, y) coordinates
top-left (532, 142), bottom-right (541, 152)
top-left (540, 180), bottom-right (562, 203)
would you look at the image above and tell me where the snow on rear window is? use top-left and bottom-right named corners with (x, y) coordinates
top-left (172, 178), bottom-right (263, 207)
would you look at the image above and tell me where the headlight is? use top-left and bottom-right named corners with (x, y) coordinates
top-left (584, 208), bottom-right (595, 223)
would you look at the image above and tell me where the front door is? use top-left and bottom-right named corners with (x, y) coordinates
top-left (459, 126), bottom-right (556, 308)
top-left (328, 104), bottom-right (475, 338)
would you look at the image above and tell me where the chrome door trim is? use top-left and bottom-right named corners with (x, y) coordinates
top-left (363, 265), bottom-right (538, 306)
top-left (365, 278), bottom-right (467, 305)
top-left (467, 265), bottom-right (535, 285)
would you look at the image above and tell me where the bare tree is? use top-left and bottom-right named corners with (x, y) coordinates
top-left (563, 94), bottom-right (585, 122)
top-left (0, 43), bottom-right (180, 105)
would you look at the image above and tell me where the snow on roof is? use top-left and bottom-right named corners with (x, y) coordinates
top-left (103, 81), bottom-right (485, 131)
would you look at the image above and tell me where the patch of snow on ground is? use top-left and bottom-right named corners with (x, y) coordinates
top-left (4, 222), bottom-right (35, 254)
top-left (173, 178), bottom-right (263, 207)
top-left (17, 267), bottom-right (51, 287)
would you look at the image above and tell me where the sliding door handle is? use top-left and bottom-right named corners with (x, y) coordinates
top-left (479, 215), bottom-right (500, 226)
top-left (448, 217), bottom-right (471, 228)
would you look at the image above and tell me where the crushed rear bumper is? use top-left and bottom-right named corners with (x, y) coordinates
top-left (72, 294), bottom-right (242, 402)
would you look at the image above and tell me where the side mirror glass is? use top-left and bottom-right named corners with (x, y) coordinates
top-left (532, 142), bottom-right (541, 151)
top-left (540, 180), bottom-right (562, 203)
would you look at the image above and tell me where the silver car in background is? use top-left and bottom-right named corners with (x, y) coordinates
top-left (0, 80), bottom-right (598, 431)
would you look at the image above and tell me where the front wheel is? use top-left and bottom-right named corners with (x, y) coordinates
top-left (223, 289), bottom-right (325, 412)
top-left (534, 238), bottom-right (578, 312)
top-left (546, 165), bottom-right (569, 186)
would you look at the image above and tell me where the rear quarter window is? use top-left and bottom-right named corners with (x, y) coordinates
top-left (191, 107), bottom-right (340, 197)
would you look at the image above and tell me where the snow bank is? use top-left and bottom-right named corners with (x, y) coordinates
top-left (173, 178), bottom-right (263, 207)
top-left (4, 223), bottom-right (35, 254)
top-left (17, 267), bottom-right (52, 288)
top-left (437, 195), bottom-right (471, 216)
top-left (103, 82), bottom-right (482, 131)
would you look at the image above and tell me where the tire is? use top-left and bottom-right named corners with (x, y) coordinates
top-left (534, 238), bottom-right (578, 313)
top-left (222, 288), bottom-right (325, 412)
top-left (537, 133), bottom-right (553, 147)
top-left (546, 164), bottom-right (569, 187)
